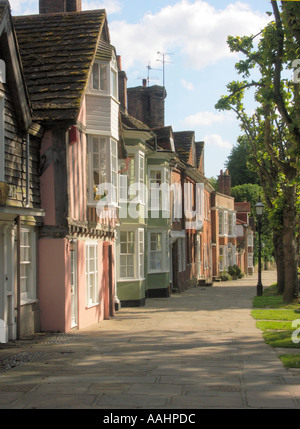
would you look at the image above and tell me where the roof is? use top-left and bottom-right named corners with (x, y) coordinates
top-left (121, 111), bottom-right (151, 131)
top-left (195, 141), bottom-right (204, 170)
top-left (13, 10), bottom-right (108, 124)
top-left (173, 131), bottom-right (195, 165)
top-left (0, 0), bottom-right (32, 131)
top-left (153, 126), bottom-right (175, 152)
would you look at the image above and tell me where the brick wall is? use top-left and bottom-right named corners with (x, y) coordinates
top-left (39, 0), bottom-right (81, 13)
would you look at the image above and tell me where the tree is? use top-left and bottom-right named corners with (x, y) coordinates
top-left (225, 136), bottom-right (260, 187)
top-left (216, 1), bottom-right (300, 302)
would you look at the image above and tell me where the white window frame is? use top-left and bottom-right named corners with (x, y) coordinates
top-left (20, 227), bottom-right (36, 303)
top-left (90, 61), bottom-right (108, 93)
top-left (85, 241), bottom-right (99, 307)
top-left (148, 166), bottom-right (170, 213)
top-left (148, 230), bottom-right (169, 274)
top-left (88, 135), bottom-right (118, 205)
top-left (118, 228), bottom-right (145, 281)
top-left (0, 93), bottom-right (4, 182)
top-left (89, 54), bottom-right (118, 100)
top-left (119, 150), bottom-right (145, 204)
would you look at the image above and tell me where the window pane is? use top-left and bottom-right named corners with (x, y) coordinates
top-left (92, 63), bottom-right (99, 89)
top-left (100, 64), bottom-right (107, 90)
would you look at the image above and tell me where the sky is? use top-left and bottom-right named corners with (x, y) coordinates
top-left (8, 0), bottom-right (276, 179)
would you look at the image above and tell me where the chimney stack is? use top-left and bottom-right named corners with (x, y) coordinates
top-left (218, 169), bottom-right (231, 196)
top-left (117, 56), bottom-right (128, 113)
top-left (39, 0), bottom-right (82, 14)
top-left (127, 85), bottom-right (167, 129)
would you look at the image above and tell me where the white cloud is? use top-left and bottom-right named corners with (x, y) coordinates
top-left (203, 134), bottom-right (233, 150)
top-left (82, 1), bottom-right (122, 15)
top-left (9, 0), bottom-right (37, 15)
top-left (109, 0), bottom-right (270, 71)
top-left (181, 79), bottom-right (194, 91)
top-left (183, 110), bottom-right (235, 127)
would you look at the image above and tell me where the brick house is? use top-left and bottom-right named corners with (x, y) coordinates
top-left (211, 170), bottom-right (237, 279)
top-left (235, 202), bottom-right (254, 275)
top-left (172, 132), bottom-right (212, 290)
top-left (13, 0), bottom-right (122, 332)
top-left (0, 0), bottom-right (45, 342)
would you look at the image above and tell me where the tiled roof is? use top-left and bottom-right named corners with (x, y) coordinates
top-left (195, 141), bottom-right (204, 170)
top-left (121, 111), bottom-right (151, 131)
top-left (173, 131), bottom-right (195, 165)
top-left (13, 10), bottom-right (107, 124)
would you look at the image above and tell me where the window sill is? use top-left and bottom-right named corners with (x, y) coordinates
top-left (86, 302), bottom-right (100, 309)
top-left (118, 278), bottom-right (145, 283)
top-left (148, 270), bottom-right (169, 275)
top-left (21, 298), bottom-right (38, 306)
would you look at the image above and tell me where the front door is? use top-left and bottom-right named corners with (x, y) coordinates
top-left (70, 245), bottom-right (78, 328)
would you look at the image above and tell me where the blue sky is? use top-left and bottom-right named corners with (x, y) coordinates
top-left (9, 0), bottom-right (274, 179)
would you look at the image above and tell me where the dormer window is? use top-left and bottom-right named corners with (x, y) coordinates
top-left (89, 53), bottom-right (118, 100)
top-left (92, 62), bottom-right (107, 91)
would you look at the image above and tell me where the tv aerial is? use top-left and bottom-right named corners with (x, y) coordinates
top-left (138, 61), bottom-right (161, 86)
top-left (156, 52), bottom-right (174, 89)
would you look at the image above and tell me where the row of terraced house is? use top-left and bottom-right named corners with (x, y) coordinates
top-left (0, 0), bottom-right (254, 343)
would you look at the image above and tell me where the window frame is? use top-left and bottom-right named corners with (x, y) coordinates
top-left (85, 241), bottom-right (99, 307)
top-left (119, 150), bottom-right (145, 204)
top-left (118, 228), bottom-right (145, 281)
top-left (20, 227), bottom-right (36, 303)
top-left (148, 230), bottom-right (169, 274)
top-left (87, 135), bottom-right (118, 206)
top-left (148, 166), bottom-right (170, 214)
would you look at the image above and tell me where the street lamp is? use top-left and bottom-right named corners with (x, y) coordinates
top-left (255, 200), bottom-right (264, 296)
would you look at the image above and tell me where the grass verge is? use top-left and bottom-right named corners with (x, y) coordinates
top-left (251, 283), bottom-right (300, 368)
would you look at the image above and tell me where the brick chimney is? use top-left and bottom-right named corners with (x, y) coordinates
top-left (117, 56), bottom-right (128, 113)
top-left (218, 169), bottom-right (231, 196)
top-left (39, 0), bottom-right (82, 13)
top-left (127, 85), bottom-right (167, 129)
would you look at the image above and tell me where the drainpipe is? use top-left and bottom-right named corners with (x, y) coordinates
top-left (15, 215), bottom-right (21, 339)
top-left (25, 133), bottom-right (30, 207)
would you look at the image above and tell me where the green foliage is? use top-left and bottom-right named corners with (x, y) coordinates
top-left (219, 271), bottom-right (232, 281)
top-left (228, 264), bottom-right (243, 279)
top-left (252, 284), bottom-right (300, 367)
top-left (279, 354), bottom-right (300, 369)
top-left (225, 137), bottom-right (259, 187)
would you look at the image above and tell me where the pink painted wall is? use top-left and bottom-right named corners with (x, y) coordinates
top-left (39, 238), bottom-right (67, 332)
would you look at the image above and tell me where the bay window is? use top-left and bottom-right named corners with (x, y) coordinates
top-left (88, 136), bottom-right (118, 205)
top-left (149, 166), bottom-right (170, 213)
top-left (118, 228), bottom-right (144, 280)
top-left (91, 62), bottom-right (107, 92)
top-left (148, 230), bottom-right (169, 273)
top-left (119, 151), bottom-right (145, 204)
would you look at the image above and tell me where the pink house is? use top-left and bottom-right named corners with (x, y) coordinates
top-left (14, 0), bottom-right (121, 332)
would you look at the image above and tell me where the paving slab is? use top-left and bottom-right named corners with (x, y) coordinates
top-left (0, 269), bottom-right (299, 410)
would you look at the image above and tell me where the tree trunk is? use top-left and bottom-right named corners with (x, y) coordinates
top-left (282, 185), bottom-right (298, 303)
top-left (273, 229), bottom-right (285, 294)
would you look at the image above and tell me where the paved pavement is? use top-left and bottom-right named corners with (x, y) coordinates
top-left (0, 269), bottom-right (300, 410)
